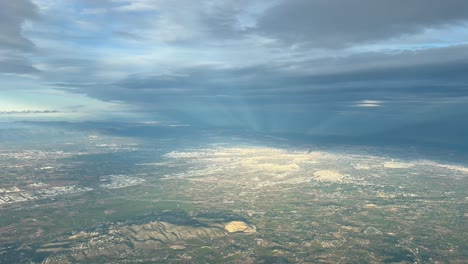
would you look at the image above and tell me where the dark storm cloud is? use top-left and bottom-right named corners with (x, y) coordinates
top-left (0, 0), bottom-right (39, 74)
top-left (256, 0), bottom-right (468, 47)
top-left (0, 0), bottom-right (38, 51)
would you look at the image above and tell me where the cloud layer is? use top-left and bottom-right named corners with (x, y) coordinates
top-left (257, 0), bottom-right (468, 47)
top-left (0, 0), bottom-right (39, 74)
top-left (1, 0), bottom-right (468, 142)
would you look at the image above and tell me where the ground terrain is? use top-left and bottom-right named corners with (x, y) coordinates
top-left (0, 129), bottom-right (467, 263)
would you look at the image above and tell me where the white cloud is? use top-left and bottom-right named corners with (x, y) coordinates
top-left (354, 100), bottom-right (382, 108)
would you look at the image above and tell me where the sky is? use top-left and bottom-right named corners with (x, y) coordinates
top-left (1, 0), bottom-right (468, 144)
